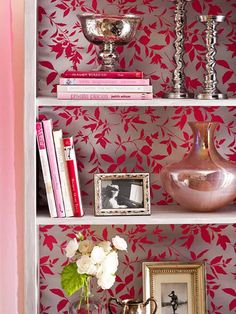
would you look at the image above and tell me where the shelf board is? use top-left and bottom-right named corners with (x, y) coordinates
top-left (37, 204), bottom-right (236, 225)
top-left (36, 96), bottom-right (236, 107)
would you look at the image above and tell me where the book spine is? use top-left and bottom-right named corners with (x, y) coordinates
top-left (57, 92), bottom-right (153, 100)
top-left (59, 78), bottom-right (150, 86)
top-left (36, 122), bottom-right (57, 218)
top-left (61, 71), bottom-right (143, 79)
top-left (57, 85), bottom-right (152, 93)
top-left (63, 137), bottom-right (84, 217)
top-left (42, 119), bottom-right (66, 218)
top-left (53, 129), bottom-right (74, 217)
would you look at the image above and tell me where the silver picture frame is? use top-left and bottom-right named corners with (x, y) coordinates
top-left (142, 262), bottom-right (206, 314)
top-left (94, 173), bottom-right (150, 216)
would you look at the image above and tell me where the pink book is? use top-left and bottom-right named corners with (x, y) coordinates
top-left (63, 137), bottom-right (84, 217)
top-left (61, 71), bottom-right (143, 79)
top-left (57, 85), bottom-right (152, 93)
top-left (36, 122), bottom-right (57, 218)
top-left (42, 119), bottom-right (66, 218)
top-left (59, 78), bottom-right (150, 86)
top-left (57, 92), bottom-right (153, 100)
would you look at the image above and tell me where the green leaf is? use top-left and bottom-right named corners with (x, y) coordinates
top-left (61, 263), bottom-right (87, 297)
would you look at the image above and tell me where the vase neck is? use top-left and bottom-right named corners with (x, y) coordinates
top-left (189, 122), bottom-right (218, 156)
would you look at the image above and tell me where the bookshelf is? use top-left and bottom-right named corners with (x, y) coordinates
top-left (37, 204), bottom-right (235, 225)
top-left (24, 0), bottom-right (236, 313)
top-left (37, 96), bottom-right (236, 107)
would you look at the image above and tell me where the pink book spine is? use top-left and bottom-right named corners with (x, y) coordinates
top-left (59, 78), bottom-right (150, 86)
top-left (57, 92), bottom-right (153, 100)
top-left (63, 137), bottom-right (84, 217)
top-left (42, 119), bottom-right (66, 218)
top-left (61, 71), bottom-right (143, 79)
top-left (36, 122), bottom-right (57, 218)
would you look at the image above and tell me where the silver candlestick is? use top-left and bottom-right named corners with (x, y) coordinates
top-left (164, 0), bottom-right (193, 99)
top-left (197, 15), bottom-right (227, 100)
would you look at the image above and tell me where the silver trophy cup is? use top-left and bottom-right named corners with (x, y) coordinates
top-left (78, 14), bottom-right (142, 72)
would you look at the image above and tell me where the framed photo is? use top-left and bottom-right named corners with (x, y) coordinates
top-left (94, 173), bottom-right (150, 216)
top-left (143, 262), bottom-right (206, 314)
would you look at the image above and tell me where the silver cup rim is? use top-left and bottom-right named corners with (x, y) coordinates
top-left (77, 13), bottom-right (142, 20)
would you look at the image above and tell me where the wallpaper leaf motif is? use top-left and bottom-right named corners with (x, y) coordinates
top-left (39, 224), bottom-right (236, 313)
top-left (37, 0), bottom-right (236, 97)
top-left (39, 106), bottom-right (236, 207)
top-left (36, 1), bottom-right (236, 313)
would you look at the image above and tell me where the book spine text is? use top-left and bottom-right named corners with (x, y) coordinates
top-left (42, 119), bottom-right (66, 218)
top-left (57, 85), bottom-right (152, 93)
top-left (57, 92), bottom-right (153, 100)
top-left (61, 71), bottom-right (143, 79)
top-left (36, 122), bottom-right (57, 218)
top-left (53, 129), bottom-right (74, 217)
top-left (63, 137), bottom-right (84, 217)
top-left (59, 78), bottom-right (150, 86)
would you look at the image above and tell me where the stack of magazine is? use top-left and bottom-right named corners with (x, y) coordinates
top-left (57, 70), bottom-right (153, 100)
top-left (36, 120), bottom-right (83, 218)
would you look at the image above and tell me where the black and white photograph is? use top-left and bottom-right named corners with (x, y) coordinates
top-left (161, 283), bottom-right (188, 314)
top-left (102, 179), bottom-right (144, 209)
top-left (94, 173), bottom-right (150, 216)
top-left (142, 262), bottom-right (206, 314)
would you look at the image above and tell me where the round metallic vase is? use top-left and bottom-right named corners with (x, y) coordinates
top-left (196, 15), bottom-right (227, 100)
top-left (160, 122), bottom-right (236, 212)
top-left (78, 14), bottom-right (142, 72)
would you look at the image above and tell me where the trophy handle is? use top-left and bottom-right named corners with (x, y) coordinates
top-left (108, 297), bottom-right (123, 314)
top-left (144, 297), bottom-right (158, 314)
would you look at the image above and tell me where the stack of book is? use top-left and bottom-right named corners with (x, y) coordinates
top-left (36, 120), bottom-right (84, 218)
top-left (57, 71), bottom-right (153, 100)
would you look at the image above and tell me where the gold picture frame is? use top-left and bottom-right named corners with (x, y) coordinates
top-left (142, 262), bottom-right (206, 314)
top-left (94, 173), bottom-right (150, 216)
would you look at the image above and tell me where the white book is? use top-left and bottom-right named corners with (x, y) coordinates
top-left (42, 119), bottom-right (66, 218)
top-left (36, 122), bottom-right (57, 218)
top-left (53, 129), bottom-right (74, 217)
top-left (57, 84), bottom-right (153, 93)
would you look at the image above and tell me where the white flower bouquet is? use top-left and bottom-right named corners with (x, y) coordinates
top-left (61, 233), bottom-right (127, 302)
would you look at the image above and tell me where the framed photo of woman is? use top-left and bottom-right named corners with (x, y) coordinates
top-left (142, 262), bottom-right (206, 314)
top-left (94, 173), bottom-right (150, 216)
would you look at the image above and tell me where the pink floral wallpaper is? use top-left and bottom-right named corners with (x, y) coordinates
top-left (37, 1), bottom-right (236, 313)
top-left (38, 106), bottom-right (236, 313)
top-left (38, 106), bottom-right (236, 207)
top-left (39, 224), bottom-right (236, 313)
top-left (37, 0), bottom-right (236, 97)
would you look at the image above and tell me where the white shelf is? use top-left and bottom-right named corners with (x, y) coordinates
top-left (37, 204), bottom-right (236, 225)
top-left (36, 96), bottom-right (236, 107)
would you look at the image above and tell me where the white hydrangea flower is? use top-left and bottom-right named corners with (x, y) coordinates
top-left (112, 235), bottom-right (127, 251)
top-left (97, 272), bottom-right (116, 289)
top-left (98, 241), bottom-right (112, 253)
top-left (91, 246), bottom-right (106, 264)
top-left (65, 238), bottom-right (79, 258)
top-left (78, 240), bottom-right (94, 254)
top-left (100, 251), bottom-right (119, 274)
top-left (76, 255), bottom-right (97, 276)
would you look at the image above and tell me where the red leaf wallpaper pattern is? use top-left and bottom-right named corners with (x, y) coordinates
top-left (37, 0), bottom-right (236, 97)
top-left (38, 106), bottom-right (236, 207)
top-left (38, 106), bottom-right (236, 313)
top-left (37, 1), bottom-right (236, 313)
top-left (39, 224), bottom-right (236, 313)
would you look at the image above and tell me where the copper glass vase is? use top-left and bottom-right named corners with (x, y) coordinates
top-left (160, 122), bottom-right (236, 212)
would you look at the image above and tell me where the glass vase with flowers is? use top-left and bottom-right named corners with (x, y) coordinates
top-left (61, 233), bottom-right (127, 313)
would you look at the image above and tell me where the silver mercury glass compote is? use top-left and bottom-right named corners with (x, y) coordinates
top-left (164, 0), bottom-right (193, 99)
top-left (78, 14), bottom-right (142, 72)
top-left (197, 15), bottom-right (227, 100)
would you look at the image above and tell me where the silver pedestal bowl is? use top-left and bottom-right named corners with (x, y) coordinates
top-left (78, 14), bottom-right (142, 72)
